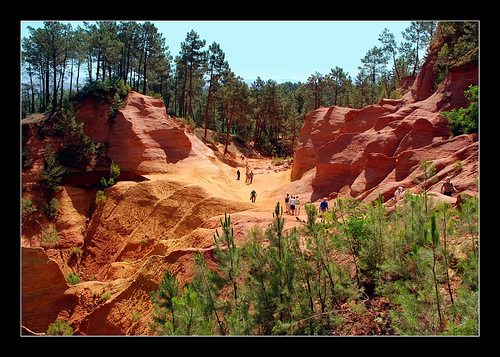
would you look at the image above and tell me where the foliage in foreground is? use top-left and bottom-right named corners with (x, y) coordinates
top-left (151, 191), bottom-right (478, 335)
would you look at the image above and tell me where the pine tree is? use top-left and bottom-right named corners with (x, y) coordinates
top-left (180, 30), bottom-right (206, 120)
top-left (150, 270), bottom-right (181, 334)
top-left (436, 202), bottom-right (455, 305)
top-left (172, 285), bottom-right (212, 335)
top-left (191, 252), bottom-right (226, 335)
top-left (213, 213), bottom-right (240, 303)
top-left (40, 143), bottom-right (67, 193)
top-left (204, 42), bottom-right (229, 138)
top-left (429, 213), bottom-right (444, 330)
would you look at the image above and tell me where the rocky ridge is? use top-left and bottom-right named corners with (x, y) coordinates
top-left (291, 44), bottom-right (478, 204)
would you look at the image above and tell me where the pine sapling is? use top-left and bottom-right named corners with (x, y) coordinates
top-left (430, 213), bottom-right (444, 331)
top-left (437, 202), bottom-right (455, 305)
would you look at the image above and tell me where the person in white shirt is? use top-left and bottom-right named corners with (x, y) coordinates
top-left (295, 196), bottom-right (301, 215)
top-left (290, 196), bottom-right (296, 216)
top-left (394, 186), bottom-right (404, 203)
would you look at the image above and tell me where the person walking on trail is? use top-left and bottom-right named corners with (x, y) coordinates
top-left (290, 196), bottom-right (296, 216)
top-left (295, 196), bottom-right (301, 215)
top-left (441, 176), bottom-right (458, 197)
top-left (320, 198), bottom-right (329, 213)
top-left (285, 194), bottom-right (290, 214)
top-left (250, 189), bottom-right (257, 203)
top-left (319, 197), bottom-right (329, 223)
top-left (237, 169), bottom-right (240, 180)
top-left (249, 171), bottom-right (254, 184)
top-left (394, 186), bottom-right (404, 203)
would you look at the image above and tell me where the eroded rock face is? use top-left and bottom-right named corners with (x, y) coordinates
top-left (110, 92), bottom-right (194, 173)
top-left (79, 179), bottom-right (255, 282)
top-left (22, 247), bottom-right (75, 332)
top-left (291, 48), bottom-right (478, 203)
top-left (77, 91), bottom-right (192, 174)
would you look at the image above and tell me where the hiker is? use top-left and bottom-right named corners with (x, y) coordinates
top-left (319, 198), bottom-right (329, 223)
top-left (394, 186), bottom-right (404, 203)
top-left (245, 171), bottom-right (251, 184)
top-left (319, 197), bottom-right (329, 213)
top-left (237, 169), bottom-right (240, 180)
top-left (441, 176), bottom-right (458, 197)
top-left (250, 189), bottom-right (257, 203)
top-left (290, 196), bottom-right (296, 216)
top-left (285, 194), bottom-right (290, 214)
top-left (295, 196), bottom-right (301, 215)
top-left (249, 171), bottom-right (254, 184)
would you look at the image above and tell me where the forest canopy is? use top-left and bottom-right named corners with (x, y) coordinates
top-left (22, 21), bottom-right (473, 156)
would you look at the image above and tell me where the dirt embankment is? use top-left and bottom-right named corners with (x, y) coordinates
top-left (22, 158), bottom-right (303, 335)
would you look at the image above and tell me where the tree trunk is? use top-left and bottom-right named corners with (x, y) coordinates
top-left (96, 51), bottom-right (101, 82)
top-left (142, 51), bottom-right (148, 94)
top-left (252, 114), bottom-right (261, 148)
top-left (188, 67), bottom-right (193, 119)
top-left (204, 76), bottom-right (213, 138)
top-left (224, 99), bottom-right (236, 156)
top-left (52, 55), bottom-right (58, 112)
top-left (76, 60), bottom-right (81, 94)
top-left (69, 58), bottom-right (74, 98)
top-left (28, 63), bottom-right (35, 114)
top-left (392, 54), bottom-right (400, 81)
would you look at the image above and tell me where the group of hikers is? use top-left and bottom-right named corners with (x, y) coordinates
top-left (284, 194), bottom-right (302, 216)
top-left (236, 155), bottom-right (460, 210)
top-left (235, 157), bottom-right (257, 202)
top-left (236, 169), bottom-right (254, 185)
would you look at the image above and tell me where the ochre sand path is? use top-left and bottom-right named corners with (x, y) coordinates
top-left (143, 156), bottom-right (312, 224)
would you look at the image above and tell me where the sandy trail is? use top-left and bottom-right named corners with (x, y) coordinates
top-left (143, 156), bottom-right (311, 222)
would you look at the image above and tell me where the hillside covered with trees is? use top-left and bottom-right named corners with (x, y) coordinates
top-left (21, 21), bottom-right (477, 157)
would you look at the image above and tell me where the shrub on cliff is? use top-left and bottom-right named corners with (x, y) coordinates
top-left (55, 106), bottom-right (96, 168)
top-left (40, 143), bottom-right (67, 193)
top-left (440, 85), bottom-right (478, 136)
top-left (46, 319), bottom-right (74, 335)
top-left (433, 22), bottom-right (478, 85)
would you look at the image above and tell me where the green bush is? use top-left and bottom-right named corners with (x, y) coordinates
top-left (22, 198), bottom-right (38, 219)
top-left (40, 143), bottom-right (67, 193)
top-left (440, 85), bottom-right (478, 136)
top-left (44, 197), bottom-right (61, 219)
top-left (46, 319), bottom-right (74, 335)
top-left (66, 272), bottom-right (81, 285)
top-left (55, 106), bottom-right (96, 167)
top-left (96, 190), bottom-right (107, 205)
top-left (109, 161), bottom-right (120, 182)
top-left (41, 226), bottom-right (59, 248)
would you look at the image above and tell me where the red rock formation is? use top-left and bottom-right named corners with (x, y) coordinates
top-left (22, 247), bottom-right (76, 332)
top-left (291, 46), bottom-right (478, 203)
top-left (76, 91), bottom-right (213, 174)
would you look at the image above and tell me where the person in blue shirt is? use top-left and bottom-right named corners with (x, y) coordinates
top-left (319, 197), bottom-right (329, 213)
top-left (250, 190), bottom-right (257, 203)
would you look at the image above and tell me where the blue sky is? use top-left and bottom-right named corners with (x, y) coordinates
top-left (21, 20), bottom-right (412, 83)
